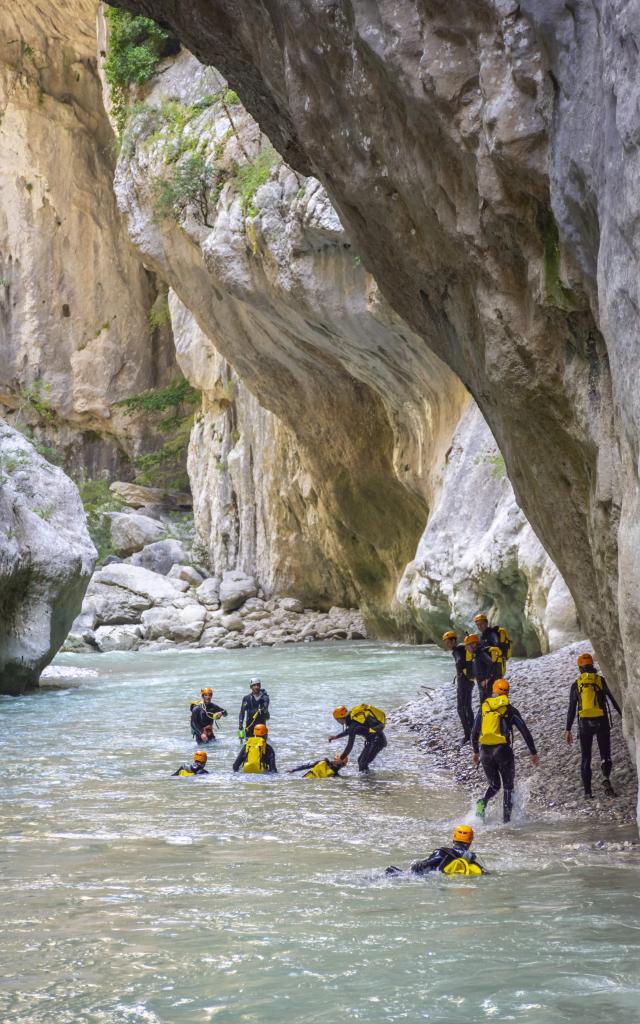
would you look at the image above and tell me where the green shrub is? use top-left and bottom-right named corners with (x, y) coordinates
top-left (148, 296), bottom-right (171, 332)
top-left (151, 153), bottom-right (218, 226)
top-left (104, 9), bottom-right (177, 132)
top-left (234, 144), bottom-right (280, 216)
top-left (77, 478), bottom-right (126, 562)
top-left (116, 376), bottom-right (200, 490)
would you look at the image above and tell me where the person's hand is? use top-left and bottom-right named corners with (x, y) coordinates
top-left (200, 732), bottom-right (208, 741)
top-left (564, 730), bottom-right (572, 745)
top-left (328, 735), bottom-right (337, 742)
top-left (286, 769), bottom-right (294, 774)
top-left (472, 752), bottom-right (479, 765)
top-left (215, 712), bottom-right (223, 719)
top-left (531, 754), bottom-right (540, 767)
top-left (237, 729), bottom-right (245, 740)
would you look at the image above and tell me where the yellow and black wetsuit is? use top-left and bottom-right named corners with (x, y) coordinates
top-left (172, 763), bottom-right (209, 776)
top-left (566, 673), bottom-right (621, 795)
top-left (452, 643), bottom-right (474, 740)
top-left (410, 844), bottom-right (485, 875)
top-left (289, 758), bottom-right (344, 778)
top-left (334, 711), bottom-right (387, 772)
top-left (471, 700), bottom-right (536, 822)
top-left (232, 740), bottom-right (277, 773)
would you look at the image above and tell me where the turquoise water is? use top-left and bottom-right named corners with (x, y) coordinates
top-left (1, 641), bottom-right (639, 1023)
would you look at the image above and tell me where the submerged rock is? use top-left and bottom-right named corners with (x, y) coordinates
top-left (0, 422), bottom-right (96, 693)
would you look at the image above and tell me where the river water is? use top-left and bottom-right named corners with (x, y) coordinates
top-left (1, 641), bottom-right (639, 1024)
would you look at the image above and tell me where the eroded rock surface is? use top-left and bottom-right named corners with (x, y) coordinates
top-left (0, 420), bottom-right (96, 692)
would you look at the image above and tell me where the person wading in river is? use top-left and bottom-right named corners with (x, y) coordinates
top-left (565, 652), bottom-right (622, 798)
top-left (464, 633), bottom-right (503, 701)
top-left (233, 723), bottom-right (277, 773)
top-left (190, 687), bottom-right (228, 743)
top-left (287, 753), bottom-right (349, 778)
top-left (238, 678), bottom-right (270, 739)
top-left (328, 704), bottom-right (387, 772)
top-left (442, 629), bottom-right (474, 746)
top-left (172, 750), bottom-right (209, 776)
top-left (472, 679), bottom-right (539, 823)
top-left (386, 824), bottom-right (485, 876)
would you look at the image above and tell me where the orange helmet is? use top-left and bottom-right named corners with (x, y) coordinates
top-left (193, 750), bottom-right (207, 763)
top-left (201, 687), bottom-right (213, 696)
top-left (492, 679), bottom-right (510, 695)
top-left (464, 634), bottom-right (479, 646)
top-left (453, 824), bottom-right (474, 845)
top-left (577, 653), bottom-right (594, 667)
top-left (253, 724), bottom-right (268, 737)
top-left (442, 630), bottom-right (457, 642)
top-left (474, 613), bottom-right (489, 624)
top-left (333, 706), bottom-right (348, 721)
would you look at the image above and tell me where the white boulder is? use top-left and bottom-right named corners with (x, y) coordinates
top-left (219, 570), bottom-right (258, 611)
top-left (141, 604), bottom-right (206, 642)
top-left (130, 539), bottom-right (188, 575)
top-left (109, 512), bottom-right (165, 556)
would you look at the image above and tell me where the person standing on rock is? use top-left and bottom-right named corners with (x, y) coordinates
top-left (238, 677), bottom-right (270, 739)
top-left (328, 704), bottom-right (387, 772)
top-left (190, 687), bottom-right (228, 743)
top-left (464, 634), bottom-right (503, 700)
top-left (565, 652), bottom-right (621, 799)
top-left (472, 679), bottom-right (539, 823)
top-left (474, 613), bottom-right (512, 674)
top-left (442, 630), bottom-right (474, 746)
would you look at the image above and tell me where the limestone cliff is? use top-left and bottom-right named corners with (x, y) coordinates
top-left (111, 1), bottom-right (639, 729)
top-left (0, 0), bottom-right (178, 478)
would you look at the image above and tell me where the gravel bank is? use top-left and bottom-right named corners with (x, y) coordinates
top-left (392, 641), bottom-right (637, 824)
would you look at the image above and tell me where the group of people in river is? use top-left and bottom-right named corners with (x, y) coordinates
top-left (172, 613), bottom-right (623, 878)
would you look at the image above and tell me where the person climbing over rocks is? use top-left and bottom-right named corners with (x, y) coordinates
top-left (190, 687), bottom-right (228, 743)
top-left (287, 753), bottom-right (349, 778)
top-left (238, 677), bottom-right (270, 739)
top-left (474, 613), bottom-right (512, 674)
top-left (233, 723), bottom-right (277, 774)
top-left (328, 703), bottom-right (387, 772)
top-left (442, 629), bottom-right (474, 746)
top-left (565, 652), bottom-right (622, 799)
top-left (172, 750), bottom-right (209, 776)
top-left (472, 679), bottom-right (539, 823)
top-left (464, 633), bottom-right (503, 700)
top-left (386, 825), bottom-right (485, 876)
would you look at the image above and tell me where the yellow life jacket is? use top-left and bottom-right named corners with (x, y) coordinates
top-left (443, 857), bottom-right (484, 876)
top-left (243, 736), bottom-right (267, 773)
top-left (350, 703), bottom-right (386, 732)
top-left (577, 672), bottom-right (605, 719)
top-left (496, 626), bottom-right (512, 661)
top-left (177, 767), bottom-right (196, 776)
top-left (487, 644), bottom-right (506, 676)
top-left (190, 697), bottom-right (203, 711)
top-left (303, 759), bottom-right (338, 779)
top-left (480, 694), bottom-right (510, 745)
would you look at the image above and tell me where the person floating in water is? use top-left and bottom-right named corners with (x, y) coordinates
top-left (233, 723), bottom-right (277, 774)
top-left (172, 750), bottom-right (209, 776)
top-left (442, 629), bottom-right (475, 746)
top-left (238, 677), bottom-right (270, 739)
top-left (472, 679), bottom-right (539, 823)
top-left (190, 687), bottom-right (228, 743)
top-left (287, 753), bottom-right (349, 778)
top-left (386, 825), bottom-right (484, 876)
top-left (565, 652), bottom-right (622, 799)
top-left (328, 703), bottom-right (387, 772)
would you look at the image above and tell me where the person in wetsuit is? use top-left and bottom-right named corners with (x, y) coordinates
top-left (328, 704), bottom-right (387, 772)
top-left (386, 825), bottom-right (484, 876)
top-left (442, 629), bottom-right (474, 746)
top-left (238, 677), bottom-right (270, 738)
top-left (565, 651), bottom-right (622, 798)
top-left (464, 633), bottom-right (503, 700)
top-left (190, 687), bottom-right (228, 743)
top-left (471, 679), bottom-right (539, 823)
top-left (232, 723), bottom-right (277, 773)
top-left (172, 750), bottom-right (209, 776)
top-left (287, 753), bottom-right (349, 778)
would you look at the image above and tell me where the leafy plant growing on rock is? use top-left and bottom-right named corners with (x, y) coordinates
top-left (116, 376), bottom-right (200, 491)
top-left (152, 153), bottom-right (217, 227)
top-left (104, 9), bottom-right (179, 133)
top-left (77, 478), bottom-right (126, 563)
top-left (233, 144), bottom-right (280, 217)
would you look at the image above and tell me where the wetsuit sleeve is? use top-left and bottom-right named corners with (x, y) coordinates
top-left (340, 726), bottom-right (357, 757)
top-left (566, 682), bottom-right (579, 731)
top-left (289, 762), bottom-right (315, 773)
top-left (410, 849), bottom-right (448, 874)
top-left (509, 706), bottom-right (537, 754)
top-left (238, 696), bottom-right (248, 729)
top-left (602, 678), bottom-right (622, 716)
top-left (210, 703), bottom-right (227, 716)
top-left (471, 708), bottom-right (482, 753)
top-left (232, 746), bottom-right (247, 772)
top-left (266, 744), bottom-right (277, 772)
top-left (171, 769), bottom-right (182, 776)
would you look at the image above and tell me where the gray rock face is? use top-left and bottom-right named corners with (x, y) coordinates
top-left (130, 539), bottom-right (188, 575)
top-left (195, 577), bottom-right (221, 607)
top-left (0, 421), bottom-right (96, 692)
top-left (94, 624), bottom-right (142, 652)
top-left (109, 513), bottom-right (166, 557)
top-left (85, 582), bottom-right (152, 626)
top-left (219, 570), bottom-right (258, 612)
top-left (141, 604), bottom-right (206, 642)
top-left (93, 563), bottom-right (182, 603)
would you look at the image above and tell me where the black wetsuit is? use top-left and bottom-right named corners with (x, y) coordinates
top-left (172, 763), bottom-right (209, 776)
top-left (334, 712), bottom-right (387, 771)
top-left (472, 703), bottom-right (537, 822)
top-left (238, 691), bottom-right (270, 736)
top-left (479, 625), bottom-right (501, 652)
top-left (232, 741), bottom-right (277, 773)
top-left (566, 675), bottom-right (621, 794)
top-left (191, 700), bottom-right (228, 741)
top-left (472, 647), bottom-right (503, 700)
top-left (410, 844), bottom-right (484, 874)
top-left (452, 643), bottom-right (474, 740)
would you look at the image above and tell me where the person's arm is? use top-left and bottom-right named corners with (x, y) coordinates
top-left (171, 768), bottom-right (182, 776)
top-left (232, 746), bottom-right (247, 772)
top-left (471, 708), bottom-right (482, 754)
top-left (191, 706), bottom-right (203, 730)
top-left (565, 682), bottom-right (578, 733)
top-left (602, 678), bottom-right (622, 716)
top-left (210, 703), bottom-right (227, 717)
top-left (287, 761), bottom-right (315, 774)
top-left (340, 727), bottom-right (357, 758)
top-left (266, 744), bottom-right (277, 773)
top-left (509, 706), bottom-right (538, 756)
top-left (410, 849), bottom-right (447, 874)
top-left (238, 697), bottom-right (247, 730)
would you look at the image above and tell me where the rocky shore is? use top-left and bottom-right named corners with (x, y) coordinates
top-left (392, 642), bottom-right (637, 824)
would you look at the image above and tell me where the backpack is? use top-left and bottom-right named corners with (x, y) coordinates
top-left (480, 695), bottom-right (509, 745)
top-left (496, 626), bottom-right (512, 661)
top-left (577, 673), bottom-right (605, 719)
top-left (304, 759), bottom-right (338, 779)
top-left (443, 856), bottom-right (484, 876)
top-left (350, 703), bottom-right (386, 732)
top-left (243, 736), bottom-right (267, 773)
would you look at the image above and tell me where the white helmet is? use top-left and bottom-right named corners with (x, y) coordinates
top-left (250, 677), bottom-right (261, 686)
